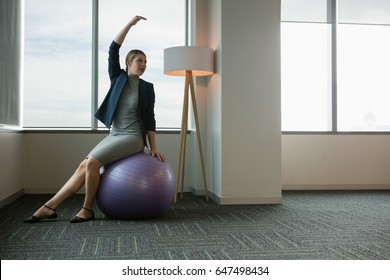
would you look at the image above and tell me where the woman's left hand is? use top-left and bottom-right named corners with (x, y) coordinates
top-left (149, 149), bottom-right (166, 162)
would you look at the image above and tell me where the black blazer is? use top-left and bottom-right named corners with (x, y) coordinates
top-left (95, 41), bottom-right (156, 147)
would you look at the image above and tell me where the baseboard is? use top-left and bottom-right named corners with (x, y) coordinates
top-left (283, 184), bottom-right (390, 191)
top-left (0, 189), bottom-right (24, 209)
top-left (190, 186), bottom-right (205, 196)
top-left (190, 187), bottom-right (282, 205)
top-left (208, 192), bottom-right (282, 205)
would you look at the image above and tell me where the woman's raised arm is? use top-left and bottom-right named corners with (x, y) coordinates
top-left (114, 15), bottom-right (147, 45)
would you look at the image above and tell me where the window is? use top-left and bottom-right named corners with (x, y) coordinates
top-left (23, 0), bottom-right (185, 128)
top-left (337, 0), bottom-right (390, 131)
top-left (98, 0), bottom-right (185, 129)
top-left (281, 0), bottom-right (390, 132)
top-left (281, 23), bottom-right (332, 131)
top-left (24, 0), bottom-right (92, 127)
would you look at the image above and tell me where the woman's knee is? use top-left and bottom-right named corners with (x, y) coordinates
top-left (85, 156), bottom-right (103, 172)
top-left (76, 159), bottom-right (87, 174)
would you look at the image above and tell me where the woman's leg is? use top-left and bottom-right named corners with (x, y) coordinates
top-left (30, 159), bottom-right (88, 218)
top-left (73, 156), bottom-right (103, 219)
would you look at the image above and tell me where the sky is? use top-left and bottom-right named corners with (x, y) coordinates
top-left (23, 0), bottom-right (185, 128)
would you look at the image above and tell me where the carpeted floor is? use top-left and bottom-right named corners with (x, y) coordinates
top-left (0, 190), bottom-right (389, 260)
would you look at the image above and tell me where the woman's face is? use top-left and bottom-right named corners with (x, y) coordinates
top-left (127, 54), bottom-right (147, 76)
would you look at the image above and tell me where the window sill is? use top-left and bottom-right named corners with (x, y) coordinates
top-left (282, 131), bottom-right (390, 135)
top-left (21, 127), bottom-right (182, 134)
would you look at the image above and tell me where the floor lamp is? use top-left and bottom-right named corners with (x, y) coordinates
top-left (163, 46), bottom-right (214, 202)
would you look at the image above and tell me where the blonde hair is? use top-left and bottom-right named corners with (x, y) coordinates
top-left (125, 49), bottom-right (146, 72)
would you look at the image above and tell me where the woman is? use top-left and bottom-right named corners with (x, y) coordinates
top-left (24, 15), bottom-right (165, 223)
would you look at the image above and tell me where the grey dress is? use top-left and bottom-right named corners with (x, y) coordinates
top-left (88, 76), bottom-right (144, 164)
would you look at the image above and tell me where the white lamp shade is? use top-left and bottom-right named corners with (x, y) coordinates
top-left (164, 46), bottom-right (214, 76)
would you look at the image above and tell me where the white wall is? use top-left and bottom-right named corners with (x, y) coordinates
top-left (185, 0), bottom-right (214, 197)
top-left (282, 134), bottom-right (390, 189)
top-left (205, 0), bottom-right (222, 199)
top-left (23, 132), bottom-right (183, 194)
top-left (0, 131), bottom-right (24, 206)
top-left (2, 131), bottom-right (389, 206)
top-left (204, 0), bottom-right (282, 204)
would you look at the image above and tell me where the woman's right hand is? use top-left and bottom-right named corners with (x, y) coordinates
top-left (130, 15), bottom-right (147, 26)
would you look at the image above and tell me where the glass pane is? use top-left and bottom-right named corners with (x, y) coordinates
top-left (281, 0), bottom-right (331, 23)
top-left (339, 0), bottom-right (390, 25)
top-left (281, 23), bottom-right (332, 131)
top-left (98, 0), bottom-right (185, 128)
top-left (24, 0), bottom-right (92, 127)
top-left (337, 24), bottom-right (390, 131)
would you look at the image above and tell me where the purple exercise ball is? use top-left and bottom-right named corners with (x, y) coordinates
top-left (96, 150), bottom-right (176, 219)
